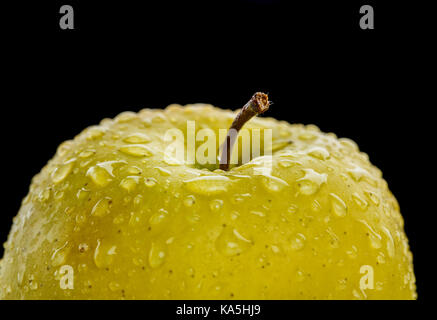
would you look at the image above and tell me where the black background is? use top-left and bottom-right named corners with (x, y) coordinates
top-left (0, 0), bottom-right (432, 307)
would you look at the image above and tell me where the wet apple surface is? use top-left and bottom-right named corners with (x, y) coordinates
top-left (0, 102), bottom-right (416, 299)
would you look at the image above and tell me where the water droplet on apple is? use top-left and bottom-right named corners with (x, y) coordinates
top-left (296, 269), bottom-right (306, 282)
top-left (51, 241), bottom-right (70, 267)
top-left (296, 169), bottom-right (327, 195)
top-left (144, 177), bottom-right (157, 187)
top-left (91, 197), bottom-right (113, 217)
top-left (76, 187), bottom-right (90, 200)
top-left (347, 165), bottom-right (369, 182)
top-left (78, 243), bottom-right (89, 253)
top-left (123, 133), bottom-right (150, 144)
top-left (86, 127), bottom-right (105, 140)
top-left (113, 213), bottom-right (125, 225)
top-left (287, 204), bottom-right (298, 214)
top-left (126, 166), bottom-right (142, 175)
top-left (365, 190), bottom-right (380, 206)
top-left (209, 199), bottom-right (223, 212)
top-left (78, 150), bottom-right (95, 158)
top-left (155, 166), bottom-right (171, 176)
top-left (119, 176), bottom-right (140, 192)
top-left (329, 193), bottom-right (347, 217)
top-left (148, 242), bottom-right (167, 268)
top-left (184, 176), bottom-right (230, 195)
top-left (298, 132), bottom-right (317, 141)
top-left (149, 208), bottom-right (168, 226)
top-left (119, 145), bottom-right (153, 157)
top-left (38, 188), bottom-right (51, 202)
top-left (87, 165), bottom-right (112, 187)
top-left (250, 210), bottom-right (265, 218)
top-left (360, 220), bottom-right (382, 249)
top-left (94, 239), bottom-right (117, 268)
top-left (377, 252), bottom-right (386, 264)
top-left (52, 161), bottom-right (74, 184)
top-left (184, 195), bottom-right (196, 207)
top-left (307, 147), bottom-right (330, 160)
top-left (382, 227), bottom-right (395, 258)
top-left (108, 281), bottom-right (121, 292)
top-left (346, 245), bottom-right (358, 259)
top-left (278, 159), bottom-right (300, 168)
top-left (352, 192), bottom-right (368, 210)
top-left (260, 175), bottom-right (289, 192)
top-left (290, 233), bottom-right (306, 251)
top-left (216, 228), bottom-right (252, 256)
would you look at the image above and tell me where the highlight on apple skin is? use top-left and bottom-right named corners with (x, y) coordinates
top-left (0, 95), bottom-right (416, 299)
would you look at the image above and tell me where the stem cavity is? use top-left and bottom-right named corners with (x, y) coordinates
top-left (219, 92), bottom-right (271, 171)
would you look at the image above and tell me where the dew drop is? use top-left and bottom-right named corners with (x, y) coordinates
top-left (51, 242), bottom-right (70, 267)
top-left (128, 211), bottom-right (143, 227)
top-left (76, 188), bottom-right (90, 200)
top-left (329, 193), bottom-right (347, 217)
top-left (347, 166), bottom-right (369, 182)
top-left (270, 139), bottom-right (293, 152)
top-left (326, 227), bottom-right (339, 248)
top-left (113, 213), bottom-right (125, 225)
top-left (216, 228), bottom-right (253, 256)
top-left (133, 194), bottom-right (143, 206)
top-left (155, 166), bottom-right (171, 176)
top-left (184, 195), bottom-right (196, 207)
top-left (307, 147), bottom-right (330, 160)
top-left (108, 281), bottom-right (121, 292)
top-left (116, 112), bottom-right (137, 123)
top-left (346, 245), bottom-right (358, 259)
top-left (377, 252), bottom-right (386, 264)
top-left (230, 211), bottom-right (240, 220)
top-left (287, 204), bottom-right (298, 214)
top-left (352, 192), bottom-right (368, 210)
top-left (296, 269), bottom-right (306, 282)
top-left (75, 213), bottom-right (86, 225)
top-left (278, 159), bottom-right (300, 168)
top-left (144, 177), bottom-right (157, 187)
top-left (91, 197), bottom-right (113, 217)
top-left (260, 175), bottom-right (289, 192)
top-left (311, 200), bottom-right (322, 212)
top-left (54, 190), bottom-right (65, 200)
top-left (123, 133), bottom-right (151, 144)
top-left (151, 114), bottom-right (167, 123)
top-left (78, 243), bottom-right (89, 253)
top-left (290, 233), bottom-right (306, 251)
top-left (382, 227), bottom-right (395, 258)
top-left (360, 220), bottom-right (382, 249)
top-left (296, 169), bottom-right (327, 195)
top-left (119, 176), bottom-right (140, 192)
top-left (52, 161), bottom-right (74, 184)
top-left (250, 210), bottom-right (266, 217)
top-left (298, 132), bottom-right (317, 141)
top-left (126, 166), bottom-right (142, 175)
top-left (38, 188), bottom-right (51, 202)
top-left (149, 208), bottom-right (168, 225)
top-left (184, 176), bottom-right (231, 195)
top-left (365, 190), bottom-right (380, 206)
top-left (78, 150), bottom-right (95, 158)
top-left (119, 145), bottom-right (153, 157)
top-left (336, 278), bottom-right (347, 291)
top-left (87, 166), bottom-right (112, 187)
top-left (94, 239), bottom-right (117, 268)
top-left (209, 199), bottom-right (223, 212)
top-left (271, 245), bottom-right (280, 253)
top-left (29, 277), bottom-right (38, 291)
top-left (148, 242), bottom-right (167, 268)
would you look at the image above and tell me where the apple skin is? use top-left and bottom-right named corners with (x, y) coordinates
top-left (0, 104), bottom-right (416, 299)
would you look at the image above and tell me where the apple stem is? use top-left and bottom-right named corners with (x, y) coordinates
top-left (219, 92), bottom-right (271, 171)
